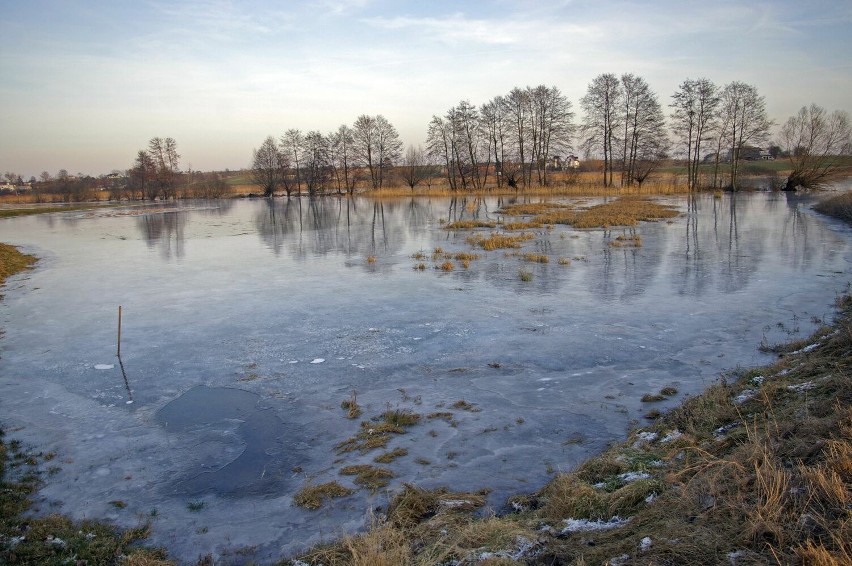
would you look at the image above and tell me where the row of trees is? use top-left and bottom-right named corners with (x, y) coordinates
top-left (251, 115), bottom-right (403, 197)
top-left (426, 86), bottom-right (575, 191)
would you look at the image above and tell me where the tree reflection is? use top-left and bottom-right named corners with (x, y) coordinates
top-left (138, 210), bottom-right (187, 259)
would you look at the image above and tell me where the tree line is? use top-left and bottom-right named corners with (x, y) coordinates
top-left (4, 75), bottom-right (849, 199)
top-left (251, 114), bottom-right (403, 197)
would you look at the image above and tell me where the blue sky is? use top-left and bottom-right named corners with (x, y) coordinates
top-left (1, 0), bottom-right (850, 177)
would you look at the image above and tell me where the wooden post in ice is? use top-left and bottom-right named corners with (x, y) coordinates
top-left (117, 305), bottom-right (122, 357)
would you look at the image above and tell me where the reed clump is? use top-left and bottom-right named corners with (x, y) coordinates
top-left (444, 219), bottom-right (497, 230)
top-left (466, 232), bottom-right (535, 250)
top-left (294, 481), bottom-right (354, 510)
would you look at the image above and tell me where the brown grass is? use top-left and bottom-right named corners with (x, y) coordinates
top-left (294, 481), bottom-right (354, 510)
top-left (340, 465), bottom-right (395, 492)
top-left (466, 232), bottom-right (535, 250)
top-left (0, 243), bottom-right (37, 284)
top-left (444, 219), bottom-right (498, 230)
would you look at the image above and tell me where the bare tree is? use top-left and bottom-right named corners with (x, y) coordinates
top-left (781, 104), bottom-right (851, 189)
top-left (280, 129), bottom-right (304, 195)
top-left (619, 74), bottom-right (667, 186)
top-left (426, 115), bottom-right (456, 191)
top-left (300, 130), bottom-right (329, 196)
top-left (328, 124), bottom-right (355, 194)
top-left (581, 74), bottom-right (622, 186)
top-left (399, 145), bottom-right (428, 191)
top-left (528, 85), bottom-right (574, 186)
top-left (480, 95), bottom-right (511, 188)
top-left (147, 137), bottom-right (180, 199)
top-left (504, 87), bottom-right (531, 188)
top-left (352, 114), bottom-right (403, 190)
top-left (251, 136), bottom-right (285, 197)
top-left (670, 78), bottom-right (719, 190)
top-left (718, 82), bottom-right (772, 190)
top-left (129, 150), bottom-right (157, 200)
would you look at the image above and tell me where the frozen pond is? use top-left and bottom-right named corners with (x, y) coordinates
top-left (1, 193), bottom-right (850, 563)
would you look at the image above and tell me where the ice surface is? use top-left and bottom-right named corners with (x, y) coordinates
top-left (1, 194), bottom-right (850, 563)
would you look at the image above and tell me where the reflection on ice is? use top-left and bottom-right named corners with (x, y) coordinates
top-left (0, 193), bottom-right (850, 562)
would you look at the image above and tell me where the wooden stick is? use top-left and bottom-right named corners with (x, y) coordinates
top-left (117, 305), bottom-right (122, 357)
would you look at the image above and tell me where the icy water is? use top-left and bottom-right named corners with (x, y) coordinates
top-left (1, 193), bottom-right (851, 563)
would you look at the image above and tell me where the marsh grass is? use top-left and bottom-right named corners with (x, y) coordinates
top-left (444, 219), bottom-right (497, 230)
top-left (374, 447), bottom-right (408, 464)
top-left (293, 481), bottom-right (354, 510)
top-left (340, 465), bottom-right (395, 492)
top-left (519, 269), bottom-right (533, 282)
top-left (521, 253), bottom-right (549, 264)
top-left (466, 232), bottom-right (535, 250)
top-left (341, 391), bottom-right (362, 419)
top-left (815, 192), bottom-right (852, 223)
top-left (0, 243), bottom-right (37, 284)
top-left (610, 234), bottom-right (642, 247)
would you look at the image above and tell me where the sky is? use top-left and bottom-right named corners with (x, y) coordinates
top-left (1, 0), bottom-right (850, 179)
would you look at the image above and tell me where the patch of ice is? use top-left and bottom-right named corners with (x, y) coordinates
top-left (715, 421), bottom-right (741, 438)
top-left (560, 516), bottom-right (630, 533)
top-left (751, 375), bottom-right (765, 386)
top-left (309, 358), bottom-right (325, 364)
top-left (788, 381), bottom-right (816, 393)
top-left (608, 554), bottom-right (631, 565)
top-left (728, 550), bottom-right (747, 564)
top-left (619, 471), bottom-right (650, 483)
top-left (94, 364), bottom-right (115, 370)
top-left (9, 535), bottom-right (25, 548)
top-left (46, 535), bottom-right (66, 548)
top-left (790, 343), bottom-right (819, 355)
top-left (734, 389), bottom-right (756, 404)
top-left (635, 431), bottom-right (658, 445)
top-left (440, 499), bottom-right (472, 508)
top-left (640, 536), bottom-right (652, 552)
top-left (288, 360), bottom-right (298, 364)
top-left (660, 430), bottom-right (683, 443)
top-left (644, 492), bottom-right (657, 504)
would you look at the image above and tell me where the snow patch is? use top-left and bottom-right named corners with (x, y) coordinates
top-left (788, 381), bottom-right (816, 393)
top-left (309, 358), bottom-right (325, 364)
top-left (618, 471), bottom-right (650, 483)
top-left (94, 364), bottom-right (115, 370)
top-left (640, 536), bottom-right (652, 552)
top-left (560, 516), bottom-right (630, 533)
top-left (660, 430), bottom-right (682, 443)
top-left (734, 389), bottom-right (756, 404)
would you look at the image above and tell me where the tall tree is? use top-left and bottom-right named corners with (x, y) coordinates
top-left (300, 131), bottom-right (329, 196)
top-left (619, 74), bottom-right (667, 186)
top-left (328, 124), bottom-right (355, 194)
top-left (781, 104), bottom-right (852, 189)
top-left (352, 114), bottom-right (403, 190)
top-left (426, 115), bottom-right (457, 191)
top-left (718, 81), bottom-right (772, 190)
top-left (251, 136), bottom-right (285, 197)
top-left (581, 74), bottom-right (622, 186)
top-left (480, 95), bottom-right (510, 188)
top-left (528, 85), bottom-right (574, 186)
top-left (280, 129), bottom-right (304, 195)
top-left (504, 87), bottom-right (531, 188)
top-left (147, 137), bottom-right (180, 199)
top-left (129, 150), bottom-right (157, 200)
top-left (399, 145), bottom-right (428, 191)
top-left (670, 78), bottom-right (719, 190)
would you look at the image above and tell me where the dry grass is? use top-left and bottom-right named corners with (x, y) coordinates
top-left (340, 465), bottom-right (395, 492)
top-left (0, 243), bottom-right (37, 284)
top-left (293, 481), bottom-right (354, 510)
top-left (499, 202), bottom-right (573, 216)
top-left (571, 197), bottom-right (679, 229)
top-left (374, 447), bottom-right (408, 464)
top-left (341, 391), bottom-right (362, 419)
top-left (444, 219), bottom-right (498, 230)
top-left (521, 253), bottom-right (549, 264)
top-left (815, 191), bottom-right (852, 223)
top-left (466, 232), bottom-right (535, 250)
top-left (609, 234), bottom-right (642, 247)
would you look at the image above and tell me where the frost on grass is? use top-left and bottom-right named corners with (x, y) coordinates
top-left (559, 516), bottom-right (630, 534)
